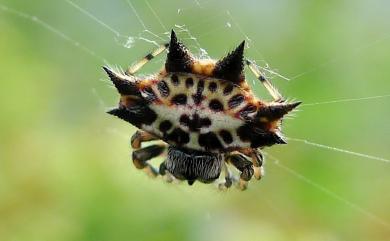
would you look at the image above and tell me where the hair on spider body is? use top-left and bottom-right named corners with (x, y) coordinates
top-left (164, 147), bottom-right (222, 185)
top-left (105, 30), bottom-right (301, 190)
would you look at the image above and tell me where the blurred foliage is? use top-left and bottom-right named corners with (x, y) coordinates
top-left (1, 0), bottom-right (390, 241)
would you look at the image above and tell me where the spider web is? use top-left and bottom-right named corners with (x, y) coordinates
top-left (2, 0), bottom-right (390, 239)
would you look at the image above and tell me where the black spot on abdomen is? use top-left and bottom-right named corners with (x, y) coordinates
top-left (171, 74), bottom-right (180, 86)
top-left (157, 80), bottom-right (170, 97)
top-left (180, 114), bottom-right (212, 132)
top-left (208, 82), bottom-right (217, 92)
top-left (223, 84), bottom-right (234, 95)
top-left (209, 99), bottom-right (224, 112)
top-left (179, 114), bottom-right (190, 126)
top-left (219, 130), bottom-right (233, 144)
top-left (159, 120), bottom-right (172, 132)
top-left (228, 94), bottom-right (244, 108)
top-left (237, 124), bottom-right (251, 142)
top-left (166, 128), bottom-right (190, 145)
top-left (200, 117), bottom-right (211, 127)
top-left (172, 94), bottom-right (187, 105)
top-left (198, 132), bottom-right (223, 150)
top-left (185, 77), bottom-right (194, 88)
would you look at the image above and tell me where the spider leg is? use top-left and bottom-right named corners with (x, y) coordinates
top-left (218, 161), bottom-right (236, 190)
top-left (130, 130), bottom-right (166, 177)
top-left (131, 130), bottom-right (159, 149)
top-left (132, 144), bottom-right (167, 177)
top-left (158, 161), bottom-right (176, 183)
top-left (239, 148), bottom-right (264, 180)
top-left (245, 59), bottom-right (284, 102)
top-left (125, 43), bottom-right (169, 75)
top-left (225, 153), bottom-right (254, 190)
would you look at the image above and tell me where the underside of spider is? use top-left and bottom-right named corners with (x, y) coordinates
top-left (104, 30), bottom-right (300, 190)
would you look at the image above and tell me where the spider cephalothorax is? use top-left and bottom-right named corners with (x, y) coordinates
top-left (105, 30), bottom-right (300, 190)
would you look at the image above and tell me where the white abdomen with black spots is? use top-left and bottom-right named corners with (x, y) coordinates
top-left (139, 73), bottom-right (256, 152)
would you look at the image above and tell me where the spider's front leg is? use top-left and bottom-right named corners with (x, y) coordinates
top-left (126, 43), bottom-right (169, 75)
top-left (246, 59), bottom-right (284, 102)
top-left (131, 130), bottom-right (166, 177)
top-left (239, 148), bottom-right (264, 180)
top-left (225, 153), bottom-right (254, 190)
top-left (157, 161), bottom-right (177, 183)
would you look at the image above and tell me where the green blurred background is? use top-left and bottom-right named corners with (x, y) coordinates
top-left (1, 0), bottom-right (390, 240)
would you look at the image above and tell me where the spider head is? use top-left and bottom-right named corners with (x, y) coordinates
top-left (166, 146), bottom-right (222, 184)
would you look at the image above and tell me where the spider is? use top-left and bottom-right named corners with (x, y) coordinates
top-left (104, 30), bottom-right (300, 190)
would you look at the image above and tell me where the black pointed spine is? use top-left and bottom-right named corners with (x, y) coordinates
top-left (103, 66), bottom-right (140, 96)
top-left (257, 102), bottom-right (302, 121)
top-left (213, 41), bottom-right (245, 83)
top-left (165, 30), bottom-right (194, 73)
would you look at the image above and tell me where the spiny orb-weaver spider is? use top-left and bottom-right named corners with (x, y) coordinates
top-left (104, 30), bottom-right (300, 190)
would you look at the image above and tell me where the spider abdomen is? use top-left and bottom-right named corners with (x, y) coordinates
top-left (138, 72), bottom-right (262, 152)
